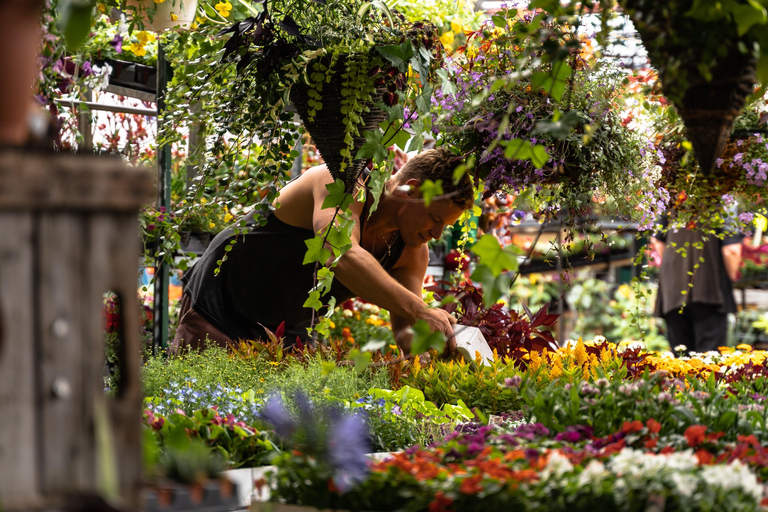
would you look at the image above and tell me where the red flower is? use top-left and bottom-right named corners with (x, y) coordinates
top-left (646, 418), bottom-right (661, 434)
top-left (684, 425), bottom-right (707, 447)
top-left (644, 438), bottom-right (658, 449)
top-left (659, 446), bottom-right (675, 454)
top-left (621, 420), bottom-right (644, 434)
top-left (428, 491), bottom-right (454, 512)
top-left (459, 475), bottom-right (483, 495)
top-left (695, 449), bottom-right (713, 465)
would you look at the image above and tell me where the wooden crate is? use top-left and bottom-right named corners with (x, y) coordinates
top-left (0, 150), bottom-right (153, 511)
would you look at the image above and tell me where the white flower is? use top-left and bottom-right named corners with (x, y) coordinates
top-left (577, 459), bottom-right (608, 487)
top-left (540, 450), bottom-right (574, 480)
top-left (342, 309), bottom-right (354, 317)
top-left (670, 473), bottom-right (699, 498)
top-left (674, 344), bottom-right (688, 352)
top-left (700, 460), bottom-right (763, 503)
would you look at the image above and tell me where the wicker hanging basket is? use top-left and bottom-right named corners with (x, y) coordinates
top-left (290, 57), bottom-right (389, 193)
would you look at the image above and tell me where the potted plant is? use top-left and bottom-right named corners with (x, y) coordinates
top-left (188, 0), bottom-right (444, 193)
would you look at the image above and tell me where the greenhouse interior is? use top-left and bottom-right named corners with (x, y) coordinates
top-left (3, 0), bottom-right (768, 510)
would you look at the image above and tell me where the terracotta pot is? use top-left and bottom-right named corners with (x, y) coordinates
top-left (0, 1), bottom-right (42, 146)
top-left (125, 0), bottom-right (199, 31)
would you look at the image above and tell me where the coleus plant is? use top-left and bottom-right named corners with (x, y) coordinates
top-left (426, 280), bottom-right (559, 360)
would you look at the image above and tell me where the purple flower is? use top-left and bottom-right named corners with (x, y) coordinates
top-left (261, 393), bottom-right (295, 438)
top-left (504, 375), bottom-right (522, 388)
top-left (327, 414), bottom-right (370, 492)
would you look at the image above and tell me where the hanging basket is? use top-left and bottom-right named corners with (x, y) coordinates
top-left (677, 54), bottom-right (757, 176)
top-left (290, 56), bottom-right (390, 193)
top-left (619, 0), bottom-right (758, 175)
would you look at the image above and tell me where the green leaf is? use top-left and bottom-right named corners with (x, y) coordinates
top-left (415, 85), bottom-right (433, 115)
top-left (471, 264), bottom-right (512, 307)
top-left (471, 234), bottom-right (518, 275)
top-left (322, 179), bottom-right (354, 211)
top-left (377, 41), bottom-right (415, 71)
top-left (733, 1), bottom-right (767, 36)
top-left (59, 0), bottom-right (93, 51)
top-left (491, 14), bottom-right (507, 28)
top-left (531, 61), bottom-right (572, 101)
top-left (303, 235), bottom-right (332, 265)
top-left (303, 290), bottom-right (323, 310)
top-left (356, 130), bottom-right (389, 163)
top-left (419, 179), bottom-right (444, 207)
top-left (380, 121), bottom-right (411, 150)
top-left (756, 52), bottom-right (768, 86)
top-left (532, 110), bottom-right (582, 139)
top-left (367, 168), bottom-right (389, 216)
top-left (410, 319), bottom-right (447, 355)
top-left (436, 68), bottom-right (457, 96)
top-left (530, 144), bottom-right (550, 169)
top-left (504, 138), bottom-right (532, 160)
top-left (325, 220), bottom-right (354, 257)
top-left (348, 349), bottom-right (373, 374)
top-left (315, 266), bottom-right (335, 295)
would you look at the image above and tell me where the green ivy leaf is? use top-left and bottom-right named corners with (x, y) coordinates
top-left (533, 110), bottom-right (583, 139)
top-left (531, 61), bottom-right (572, 101)
top-left (410, 319), bottom-right (447, 355)
top-left (356, 130), bottom-right (389, 163)
top-left (504, 138), bottom-right (533, 160)
top-left (367, 168), bottom-right (389, 216)
top-left (733, 1), bottom-right (767, 36)
top-left (436, 69), bottom-right (457, 96)
top-left (303, 235), bottom-right (332, 265)
top-left (380, 121), bottom-right (411, 150)
top-left (325, 220), bottom-right (354, 257)
top-left (316, 266), bottom-right (335, 295)
top-left (471, 234), bottom-right (519, 276)
top-left (419, 179), bottom-right (444, 207)
top-left (322, 179), bottom-right (354, 211)
top-left (303, 290), bottom-right (323, 310)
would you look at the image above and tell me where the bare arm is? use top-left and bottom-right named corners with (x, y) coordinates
top-left (649, 237), bottom-right (665, 265)
top-left (722, 243), bottom-right (742, 282)
top-left (311, 182), bottom-right (455, 352)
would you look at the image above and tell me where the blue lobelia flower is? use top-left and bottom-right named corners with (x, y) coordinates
top-left (327, 413), bottom-right (370, 493)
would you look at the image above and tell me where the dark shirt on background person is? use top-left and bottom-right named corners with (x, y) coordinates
top-left (651, 213), bottom-right (743, 354)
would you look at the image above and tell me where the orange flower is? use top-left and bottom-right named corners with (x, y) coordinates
top-left (428, 491), bottom-right (454, 512)
top-left (621, 420), bottom-right (644, 434)
top-left (341, 327), bottom-right (353, 339)
top-left (695, 449), bottom-right (713, 465)
top-left (504, 449), bottom-right (526, 462)
top-left (459, 474), bottom-right (483, 495)
top-left (646, 418), bottom-right (661, 434)
top-left (684, 425), bottom-right (707, 447)
top-left (510, 469), bottom-right (539, 483)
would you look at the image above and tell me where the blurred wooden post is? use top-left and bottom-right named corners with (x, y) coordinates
top-left (0, 151), bottom-right (153, 511)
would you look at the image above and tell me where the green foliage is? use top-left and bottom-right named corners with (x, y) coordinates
top-left (401, 357), bottom-right (527, 415)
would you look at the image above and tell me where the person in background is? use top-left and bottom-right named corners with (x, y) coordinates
top-left (650, 212), bottom-right (743, 354)
top-left (172, 148), bottom-right (475, 354)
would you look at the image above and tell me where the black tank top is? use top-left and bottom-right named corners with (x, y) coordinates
top-left (182, 201), bottom-right (405, 344)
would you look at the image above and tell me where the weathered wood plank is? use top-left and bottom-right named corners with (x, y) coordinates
top-left (38, 213), bottom-right (87, 492)
top-left (0, 213), bottom-right (40, 508)
top-left (0, 151), bottom-right (154, 212)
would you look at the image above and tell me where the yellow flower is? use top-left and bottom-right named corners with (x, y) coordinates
top-left (97, 3), bottom-right (106, 13)
top-left (574, 339), bottom-right (588, 366)
top-left (450, 19), bottom-right (463, 34)
top-left (209, 221), bottom-right (216, 230)
top-left (600, 347), bottom-right (611, 364)
top-left (215, 1), bottom-right (232, 17)
top-left (413, 356), bottom-right (421, 375)
top-left (125, 42), bottom-right (147, 56)
top-left (170, 12), bottom-right (178, 21)
top-left (154, 0), bottom-right (166, 3)
top-left (439, 31), bottom-right (454, 47)
top-left (328, 320), bottom-right (335, 329)
top-left (136, 30), bottom-right (156, 45)
top-left (224, 212), bottom-right (233, 222)
top-left (736, 344), bottom-right (753, 352)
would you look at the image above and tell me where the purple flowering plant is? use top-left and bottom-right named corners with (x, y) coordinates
top-left (431, 6), bottom-right (666, 228)
top-left (262, 390), bottom-right (372, 502)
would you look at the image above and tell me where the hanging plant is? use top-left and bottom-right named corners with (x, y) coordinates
top-left (616, 0), bottom-right (768, 175)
